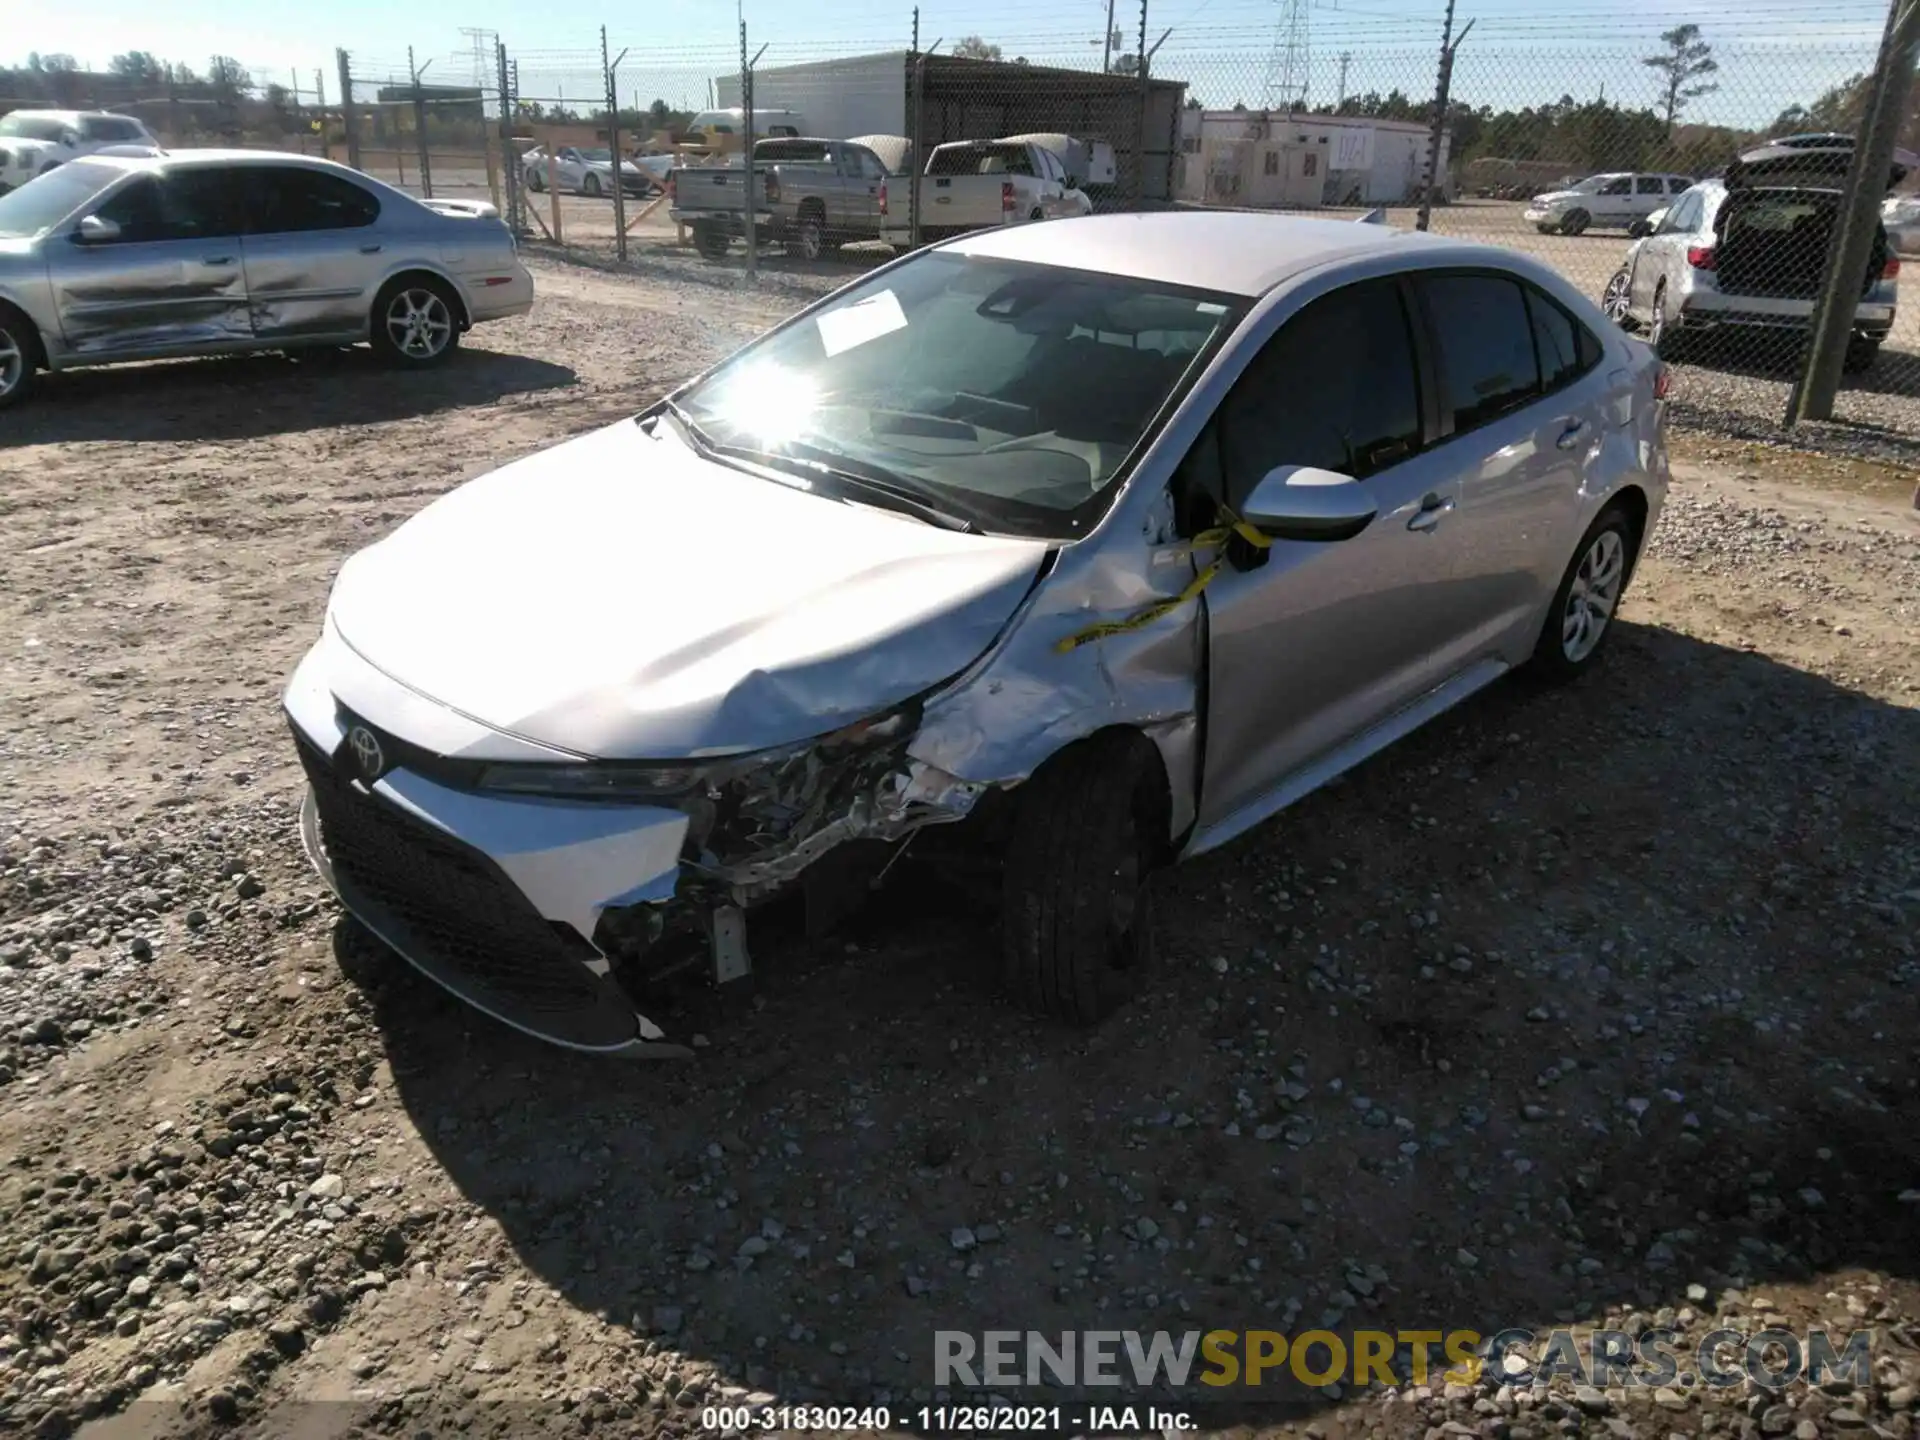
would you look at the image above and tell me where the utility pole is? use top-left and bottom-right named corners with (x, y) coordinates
top-left (1786, 0), bottom-right (1920, 426)
top-left (1337, 51), bottom-right (1351, 107)
top-left (409, 46), bottom-right (434, 198)
top-left (1416, 1), bottom-right (1472, 232)
top-left (1104, 0), bottom-right (1117, 73)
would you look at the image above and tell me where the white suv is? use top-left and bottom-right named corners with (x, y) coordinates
top-left (1525, 172), bottom-right (1695, 235)
top-left (0, 110), bottom-right (162, 194)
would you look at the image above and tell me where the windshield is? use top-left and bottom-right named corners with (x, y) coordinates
top-left (0, 160), bottom-right (121, 239)
top-left (580, 148), bottom-right (612, 163)
top-left (673, 251), bottom-right (1246, 539)
top-left (0, 114), bottom-right (68, 141)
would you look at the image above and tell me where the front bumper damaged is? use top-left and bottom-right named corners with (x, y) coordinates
top-left (284, 632), bottom-right (987, 1058)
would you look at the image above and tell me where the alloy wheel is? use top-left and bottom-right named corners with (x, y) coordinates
top-left (1561, 528), bottom-right (1626, 663)
top-left (0, 325), bottom-right (23, 401)
top-left (385, 288), bottom-right (453, 360)
top-left (1602, 270), bottom-right (1632, 325)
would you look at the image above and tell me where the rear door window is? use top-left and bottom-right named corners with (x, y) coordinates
top-left (1635, 175), bottom-right (1665, 195)
top-left (1524, 284), bottom-right (1603, 394)
top-left (1420, 273), bottom-right (1542, 434)
top-left (240, 166), bottom-right (381, 233)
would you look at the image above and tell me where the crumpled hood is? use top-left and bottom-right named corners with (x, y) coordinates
top-left (327, 417), bottom-right (1051, 760)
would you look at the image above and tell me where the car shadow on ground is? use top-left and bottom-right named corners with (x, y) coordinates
top-left (9, 346), bottom-right (577, 446)
top-left (337, 620), bottom-right (1919, 1428)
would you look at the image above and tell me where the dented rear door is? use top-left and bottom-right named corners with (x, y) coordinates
top-left (238, 164), bottom-right (387, 342)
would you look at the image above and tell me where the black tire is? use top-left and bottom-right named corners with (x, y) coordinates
top-left (693, 222), bottom-right (729, 260)
top-left (1844, 338), bottom-right (1881, 375)
top-left (369, 275), bottom-right (462, 367)
top-left (1528, 502), bottom-right (1638, 684)
top-left (583, 172), bottom-right (602, 198)
top-left (795, 207), bottom-right (826, 261)
top-left (1535, 224), bottom-right (1557, 235)
top-left (1000, 732), bottom-right (1168, 1027)
top-left (1648, 281), bottom-right (1683, 360)
top-left (0, 304), bottom-right (41, 410)
top-left (526, 168), bottom-right (544, 193)
top-left (1029, 207), bottom-right (1044, 223)
top-left (1560, 208), bottom-right (1590, 236)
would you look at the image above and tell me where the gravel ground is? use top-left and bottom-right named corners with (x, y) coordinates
top-left (2, 256), bottom-right (1919, 1440)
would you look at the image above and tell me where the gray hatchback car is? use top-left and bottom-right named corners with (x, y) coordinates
top-left (284, 209), bottom-right (1670, 1057)
top-left (0, 149), bottom-right (533, 407)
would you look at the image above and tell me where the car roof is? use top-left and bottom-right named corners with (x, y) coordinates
top-left (70, 148), bottom-right (379, 176)
top-left (7, 108), bottom-right (140, 122)
top-left (943, 209), bottom-right (1476, 299)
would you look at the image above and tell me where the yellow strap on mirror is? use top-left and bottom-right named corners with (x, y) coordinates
top-left (1053, 509), bottom-right (1272, 654)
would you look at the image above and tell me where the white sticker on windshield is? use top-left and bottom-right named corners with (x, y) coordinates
top-left (1195, 302), bottom-right (1228, 315)
top-left (816, 289), bottom-right (908, 357)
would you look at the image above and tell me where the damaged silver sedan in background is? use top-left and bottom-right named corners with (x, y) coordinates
top-left (284, 209), bottom-right (1671, 1057)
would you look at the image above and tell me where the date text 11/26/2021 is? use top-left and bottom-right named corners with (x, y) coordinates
top-left (699, 1406), bottom-right (1200, 1433)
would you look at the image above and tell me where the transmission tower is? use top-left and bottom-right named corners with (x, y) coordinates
top-left (458, 27), bottom-right (498, 87)
top-left (1264, 0), bottom-right (1310, 110)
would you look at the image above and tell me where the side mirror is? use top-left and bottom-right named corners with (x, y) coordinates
top-left (1240, 465), bottom-right (1378, 542)
top-left (1627, 218), bottom-right (1653, 238)
top-left (61, 130), bottom-right (81, 148)
top-left (75, 214), bottom-right (122, 244)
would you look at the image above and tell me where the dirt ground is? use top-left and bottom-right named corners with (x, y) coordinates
top-left (2, 256), bottom-right (1919, 1440)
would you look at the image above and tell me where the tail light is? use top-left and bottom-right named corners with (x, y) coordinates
top-left (1883, 255), bottom-right (1901, 280)
top-left (1001, 180), bottom-right (1015, 214)
top-left (877, 181), bottom-right (888, 215)
top-left (764, 173), bottom-right (781, 204)
top-left (1653, 363), bottom-right (1672, 400)
top-left (1685, 245), bottom-right (1716, 270)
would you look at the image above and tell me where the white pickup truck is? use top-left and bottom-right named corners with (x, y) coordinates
top-left (884, 138), bottom-right (1092, 244)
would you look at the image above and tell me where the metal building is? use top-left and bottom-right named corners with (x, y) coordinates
top-left (714, 51), bottom-right (1188, 200)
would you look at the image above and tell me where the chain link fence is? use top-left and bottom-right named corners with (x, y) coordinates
top-left (3, 10), bottom-right (1914, 454)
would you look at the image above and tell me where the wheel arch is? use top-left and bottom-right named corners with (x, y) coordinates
top-left (373, 266), bottom-right (472, 331)
top-left (1603, 482), bottom-right (1651, 585)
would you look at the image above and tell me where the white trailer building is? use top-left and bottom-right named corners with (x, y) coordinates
top-left (1175, 108), bottom-right (1451, 208)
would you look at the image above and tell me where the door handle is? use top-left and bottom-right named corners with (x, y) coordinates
top-left (201, 255), bottom-right (236, 266)
top-left (1556, 418), bottom-right (1590, 450)
top-left (1407, 492), bottom-right (1454, 532)
top-left (359, 243), bottom-right (383, 254)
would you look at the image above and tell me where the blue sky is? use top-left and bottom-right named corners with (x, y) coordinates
top-left (9, 0), bottom-right (1893, 129)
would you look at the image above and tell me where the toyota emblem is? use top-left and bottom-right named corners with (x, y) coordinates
top-left (345, 725), bottom-right (386, 782)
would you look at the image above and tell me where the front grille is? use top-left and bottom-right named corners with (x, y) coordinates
top-left (295, 729), bottom-right (640, 1048)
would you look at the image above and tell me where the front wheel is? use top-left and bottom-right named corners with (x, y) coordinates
top-left (1560, 208), bottom-right (1590, 236)
top-left (1000, 732), bottom-right (1167, 1027)
top-left (582, 172), bottom-right (602, 198)
top-left (370, 277), bottom-right (461, 367)
top-left (525, 168), bottom-right (544, 192)
top-left (1529, 504), bottom-right (1637, 683)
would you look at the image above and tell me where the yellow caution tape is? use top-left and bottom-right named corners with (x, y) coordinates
top-left (1053, 512), bottom-right (1272, 654)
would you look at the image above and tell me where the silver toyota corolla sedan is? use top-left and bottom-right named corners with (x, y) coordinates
top-left (285, 210), bottom-right (1671, 1057)
top-left (0, 149), bottom-right (533, 407)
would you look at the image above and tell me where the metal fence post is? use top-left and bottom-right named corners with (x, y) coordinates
top-left (1418, 0), bottom-right (1472, 232)
top-left (1785, 0), bottom-right (1920, 425)
top-left (496, 41), bottom-right (519, 235)
top-left (907, 8), bottom-right (921, 250)
top-left (409, 48), bottom-right (435, 197)
top-left (1134, 0), bottom-right (1149, 205)
top-left (337, 48), bottom-right (360, 171)
top-left (604, 28), bottom-right (630, 263)
top-left (742, 21), bottom-right (758, 277)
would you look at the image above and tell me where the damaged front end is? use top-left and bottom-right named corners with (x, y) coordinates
top-left (557, 698), bottom-right (996, 1012)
